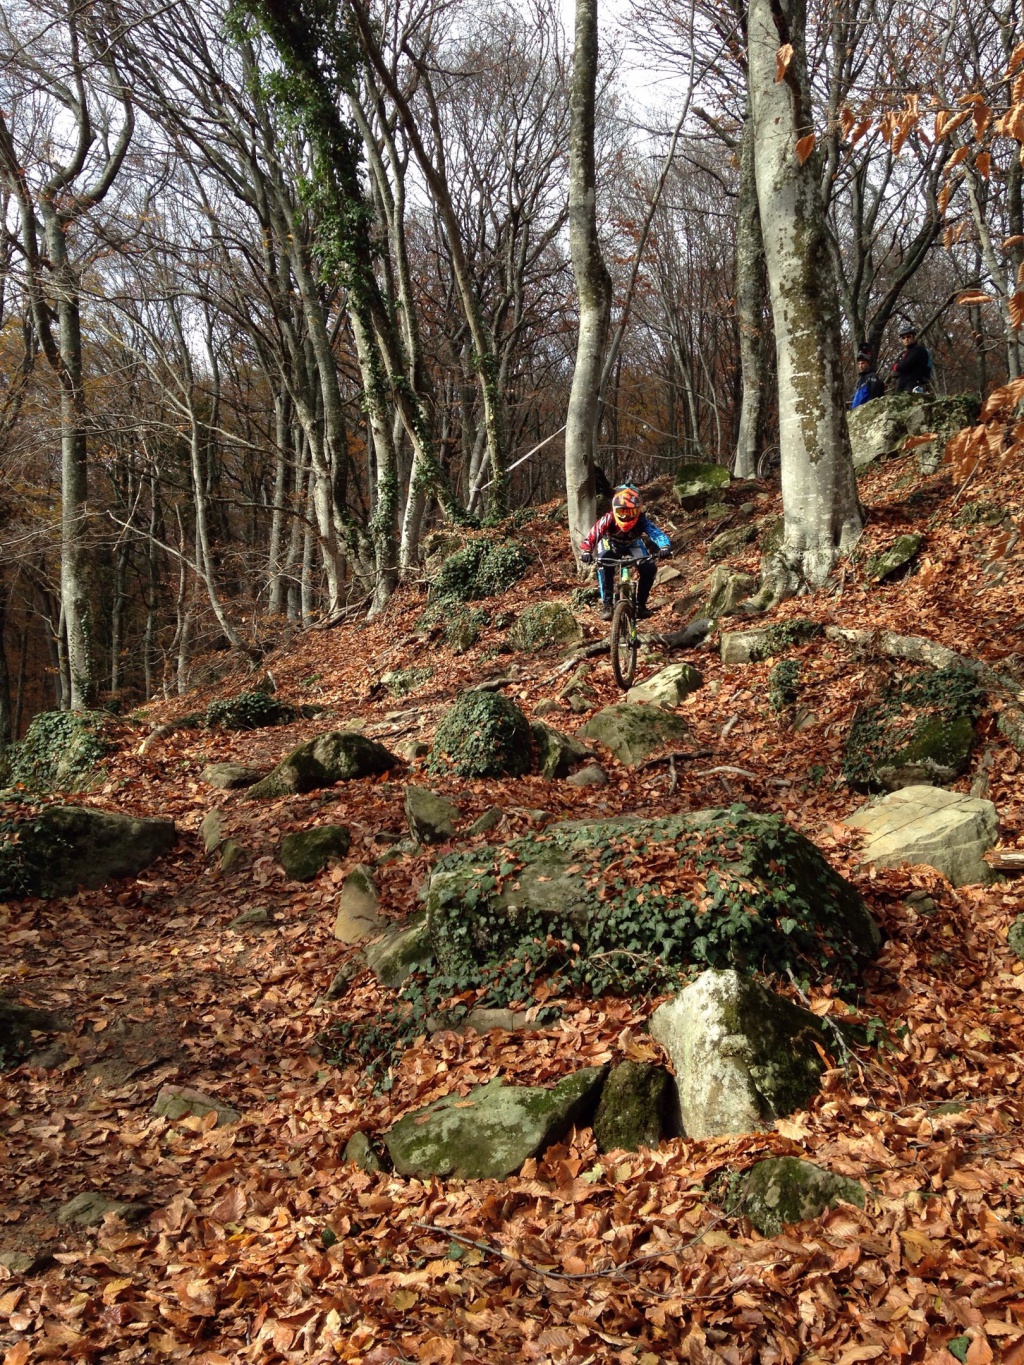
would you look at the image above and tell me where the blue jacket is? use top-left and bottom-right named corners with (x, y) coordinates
top-left (851, 371), bottom-right (885, 409)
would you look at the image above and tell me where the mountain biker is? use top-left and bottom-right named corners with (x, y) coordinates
top-left (579, 486), bottom-right (671, 622)
top-left (892, 320), bottom-right (932, 393)
top-left (851, 344), bottom-right (885, 409)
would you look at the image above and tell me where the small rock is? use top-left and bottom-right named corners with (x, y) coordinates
top-left (625, 663), bottom-right (703, 708)
top-left (531, 721), bottom-right (595, 779)
top-left (534, 698), bottom-right (560, 718)
top-left (326, 961), bottom-right (361, 998)
top-left (865, 532), bottom-right (923, 583)
top-left (593, 1061), bottom-right (670, 1153)
top-left (507, 602), bottom-right (583, 653)
top-left (566, 764), bottom-right (608, 788)
top-left (845, 785), bottom-right (997, 887)
top-left (466, 806), bottom-right (504, 836)
top-left (279, 824), bottom-right (352, 881)
top-left (364, 917), bottom-right (434, 988)
top-left (220, 840), bottom-right (247, 873)
top-left (404, 785), bottom-right (458, 844)
top-left (151, 1084), bottom-right (240, 1127)
top-left (721, 628), bottom-right (771, 665)
top-left (201, 762), bottom-right (263, 789)
top-left (731, 1157), bottom-right (866, 1236)
top-left (334, 865), bottom-right (381, 943)
top-left (0, 1248), bottom-right (49, 1274)
top-left (461, 1007), bottom-right (533, 1033)
top-left (201, 808), bottom-right (226, 855)
top-left (395, 738), bottom-right (430, 763)
top-left (706, 566), bottom-right (758, 618)
top-left (674, 461), bottom-right (730, 504)
top-left (57, 1192), bottom-right (149, 1228)
top-left (344, 1131), bottom-right (383, 1172)
top-left (228, 905), bottom-right (271, 932)
top-left (707, 523), bottom-right (757, 562)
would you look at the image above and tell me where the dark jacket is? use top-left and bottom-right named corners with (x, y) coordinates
top-left (892, 342), bottom-right (931, 393)
top-left (851, 371), bottom-right (885, 409)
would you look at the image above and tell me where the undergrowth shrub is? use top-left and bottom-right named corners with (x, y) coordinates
top-left (428, 691), bottom-right (531, 778)
top-left (429, 538), bottom-right (529, 604)
top-left (843, 666), bottom-right (983, 789)
top-left (6, 711), bottom-right (112, 792)
top-left (768, 659), bottom-right (801, 712)
top-left (205, 692), bottom-right (295, 730)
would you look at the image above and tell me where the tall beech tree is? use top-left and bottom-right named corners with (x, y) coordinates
top-left (748, 0), bottom-right (862, 597)
top-left (564, 0), bottom-right (611, 557)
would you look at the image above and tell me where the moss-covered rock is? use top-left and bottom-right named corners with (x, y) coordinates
top-left (429, 537), bottom-right (529, 603)
top-left (847, 391), bottom-right (980, 473)
top-left (768, 659), bottom-right (801, 713)
top-left (404, 785), bottom-right (458, 844)
top-left (0, 805), bottom-right (177, 899)
top-left (151, 1084), bottom-right (240, 1126)
top-left (6, 710), bottom-right (114, 792)
top-left (279, 824), bottom-right (351, 881)
top-left (593, 1061), bottom-right (669, 1152)
top-left (707, 524), bottom-right (757, 562)
top-left (729, 1157), bottom-right (866, 1236)
top-left (579, 703), bottom-right (690, 766)
top-left (1009, 915), bottom-right (1024, 961)
top-left (424, 809), bottom-right (879, 999)
top-left (381, 667), bottom-right (433, 697)
top-left (384, 1068), bottom-right (607, 1179)
top-left (530, 722), bottom-right (594, 779)
top-left (246, 731), bottom-right (398, 799)
top-left (507, 603), bottom-right (583, 653)
top-left (722, 619), bottom-right (821, 665)
top-left (843, 666), bottom-right (981, 791)
top-left (201, 762), bottom-right (263, 789)
top-left (364, 916), bottom-right (434, 988)
top-left (675, 462), bottom-right (730, 504)
top-left (864, 533), bottom-right (923, 583)
top-left (649, 970), bottom-right (836, 1138)
top-left (428, 691), bottom-right (532, 778)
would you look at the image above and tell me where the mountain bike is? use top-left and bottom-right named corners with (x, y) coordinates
top-left (603, 555), bottom-right (644, 690)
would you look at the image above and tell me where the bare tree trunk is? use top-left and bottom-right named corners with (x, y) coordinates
top-left (733, 106), bottom-right (768, 479)
top-left (748, 0), bottom-right (862, 597)
top-left (268, 393), bottom-right (290, 614)
top-left (565, 0), bottom-right (612, 557)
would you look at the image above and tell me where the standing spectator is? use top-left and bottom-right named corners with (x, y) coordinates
top-left (892, 321), bottom-right (932, 393)
top-left (851, 344), bottom-right (885, 409)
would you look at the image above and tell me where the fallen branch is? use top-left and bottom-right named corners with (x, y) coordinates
top-left (553, 640), bottom-right (609, 674)
top-left (642, 617), bottom-right (713, 650)
top-left (985, 850), bottom-right (1024, 874)
top-left (636, 748), bottom-right (717, 771)
top-left (695, 765), bottom-right (761, 781)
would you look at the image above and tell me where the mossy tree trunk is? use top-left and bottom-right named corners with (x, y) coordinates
top-left (748, 0), bottom-right (862, 597)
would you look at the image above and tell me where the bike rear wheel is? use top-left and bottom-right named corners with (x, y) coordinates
top-left (610, 599), bottom-right (638, 689)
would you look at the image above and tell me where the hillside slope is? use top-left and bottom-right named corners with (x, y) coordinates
top-left (4, 446), bottom-right (1024, 1364)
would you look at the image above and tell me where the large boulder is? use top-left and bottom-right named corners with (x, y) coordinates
top-left (279, 824), bottom-right (351, 880)
top-left (424, 809), bottom-right (879, 991)
top-left (579, 703), bottom-right (691, 766)
top-left (507, 603), bottom-right (583, 653)
top-left (649, 970), bottom-right (834, 1138)
top-left (428, 691), bottom-right (532, 778)
top-left (729, 1157), bottom-right (866, 1236)
top-left (0, 805), bottom-right (177, 899)
top-left (530, 722), bottom-right (594, 779)
top-left (7, 709), bottom-right (114, 792)
top-left (384, 1068), bottom-right (607, 1179)
top-left (246, 731), bottom-right (397, 799)
top-left (847, 392), bottom-right (980, 474)
top-left (593, 1061), bottom-right (670, 1153)
top-left (625, 663), bottom-right (703, 708)
top-left (404, 785), bottom-right (458, 844)
top-left (674, 462), bottom-right (730, 505)
top-left (845, 785), bottom-right (997, 887)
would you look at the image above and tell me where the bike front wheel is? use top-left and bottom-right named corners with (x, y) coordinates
top-left (610, 600), bottom-right (638, 689)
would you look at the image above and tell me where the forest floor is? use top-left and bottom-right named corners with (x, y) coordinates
top-left (5, 444), bottom-right (1024, 1364)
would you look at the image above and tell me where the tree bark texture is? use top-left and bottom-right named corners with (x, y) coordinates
top-left (748, 0), bottom-right (862, 592)
top-left (565, 0), bottom-right (612, 558)
top-left (733, 107), bottom-right (768, 479)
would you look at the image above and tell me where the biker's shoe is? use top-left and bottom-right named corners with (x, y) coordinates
top-left (599, 603), bottom-right (613, 621)
top-left (636, 605), bottom-right (654, 620)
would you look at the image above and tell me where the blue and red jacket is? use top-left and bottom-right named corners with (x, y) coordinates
top-left (580, 512), bottom-right (671, 557)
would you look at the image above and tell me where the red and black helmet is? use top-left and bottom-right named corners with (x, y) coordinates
top-left (612, 486), bottom-right (641, 533)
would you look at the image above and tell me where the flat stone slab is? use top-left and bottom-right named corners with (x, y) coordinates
top-left (625, 663), bottom-right (703, 708)
top-left (844, 784), bottom-right (997, 887)
top-left (385, 1068), bottom-right (607, 1179)
top-left (151, 1084), bottom-right (241, 1127)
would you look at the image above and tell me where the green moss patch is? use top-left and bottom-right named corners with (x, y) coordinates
top-left (507, 603), bottom-right (582, 653)
top-left (6, 710), bottom-right (114, 793)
